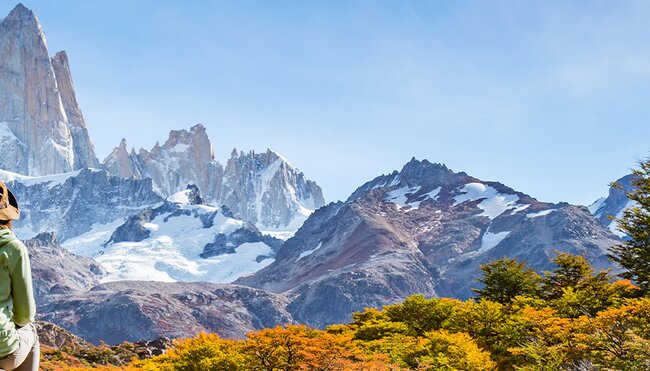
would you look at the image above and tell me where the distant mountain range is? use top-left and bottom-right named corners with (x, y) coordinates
top-left (0, 3), bottom-right (324, 234)
top-left (0, 3), bottom-right (634, 345)
top-left (103, 125), bottom-right (324, 231)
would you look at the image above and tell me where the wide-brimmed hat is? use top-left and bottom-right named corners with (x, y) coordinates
top-left (0, 180), bottom-right (19, 221)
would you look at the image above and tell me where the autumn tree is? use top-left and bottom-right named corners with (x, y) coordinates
top-left (132, 333), bottom-right (249, 371)
top-left (412, 330), bottom-right (496, 370)
top-left (609, 159), bottom-right (650, 295)
top-left (509, 307), bottom-right (584, 370)
top-left (541, 252), bottom-right (616, 317)
top-left (383, 295), bottom-right (458, 336)
top-left (578, 298), bottom-right (650, 369)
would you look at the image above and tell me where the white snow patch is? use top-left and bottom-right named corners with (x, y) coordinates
top-left (385, 186), bottom-right (421, 209)
top-left (479, 228), bottom-right (510, 252)
top-left (372, 175), bottom-right (401, 190)
top-left (527, 209), bottom-right (556, 218)
top-left (409, 187), bottom-right (442, 209)
top-left (385, 186), bottom-right (443, 211)
top-left (298, 242), bottom-right (323, 260)
top-left (98, 240), bottom-right (273, 283)
top-left (258, 204), bottom-right (313, 240)
top-left (454, 183), bottom-right (525, 219)
top-left (65, 205), bottom-right (275, 283)
top-left (167, 189), bottom-right (191, 205)
top-left (261, 230), bottom-right (297, 240)
top-left (143, 222), bottom-right (159, 231)
top-left (588, 197), bottom-right (606, 215)
top-left (63, 218), bottom-right (129, 257)
top-left (169, 143), bottom-right (190, 153)
top-left (0, 168), bottom-right (83, 189)
top-left (509, 204), bottom-right (531, 215)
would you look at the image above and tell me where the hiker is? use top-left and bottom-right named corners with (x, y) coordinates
top-left (0, 181), bottom-right (39, 371)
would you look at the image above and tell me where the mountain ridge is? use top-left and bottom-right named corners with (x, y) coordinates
top-left (102, 124), bottom-right (325, 231)
top-left (238, 158), bottom-right (620, 327)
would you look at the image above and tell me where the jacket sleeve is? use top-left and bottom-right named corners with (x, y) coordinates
top-left (9, 241), bottom-right (36, 326)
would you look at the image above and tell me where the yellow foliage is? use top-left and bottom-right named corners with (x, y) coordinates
top-left (42, 254), bottom-right (650, 370)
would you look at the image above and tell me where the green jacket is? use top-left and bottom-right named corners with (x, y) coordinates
top-left (0, 229), bottom-right (36, 357)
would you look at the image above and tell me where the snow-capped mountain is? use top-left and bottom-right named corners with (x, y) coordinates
top-left (24, 220), bottom-right (292, 345)
top-left (1, 2), bottom-right (322, 236)
top-left (589, 174), bottom-right (636, 238)
top-left (102, 125), bottom-right (325, 232)
top-left (63, 185), bottom-right (283, 283)
top-left (221, 149), bottom-right (324, 233)
top-left (102, 124), bottom-right (221, 198)
top-left (0, 168), bottom-right (162, 240)
top-left (0, 4), bottom-right (98, 175)
top-left (238, 159), bottom-right (620, 327)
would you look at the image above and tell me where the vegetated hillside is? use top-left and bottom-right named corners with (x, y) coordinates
top-left (42, 253), bottom-right (649, 370)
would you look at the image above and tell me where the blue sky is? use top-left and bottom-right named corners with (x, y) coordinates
top-left (11, 1), bottom-right (650, 204)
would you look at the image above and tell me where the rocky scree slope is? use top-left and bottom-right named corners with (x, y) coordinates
top-left (39, 281), bottom-right (293, 345)
top-left (25, 232), bottom-right (103, 306)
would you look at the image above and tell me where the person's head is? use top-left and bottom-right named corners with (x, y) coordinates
top-left (0, 180), bottom-right (19, 229)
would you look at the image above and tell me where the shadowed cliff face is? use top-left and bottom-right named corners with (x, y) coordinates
top-left (239, 159), bottom-right (620, 327)
top-left (0, 4), bottom-right (98, 175)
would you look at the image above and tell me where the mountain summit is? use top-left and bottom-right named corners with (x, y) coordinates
top-left (239, 158), bottom-right (619, 327)
top-left (0, 4), bottom-right (98, 175)
top-left (102, 125), bottom-right (325, 231)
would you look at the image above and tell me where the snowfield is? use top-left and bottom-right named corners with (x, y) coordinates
top-left (454, 183), bottom-right (529, 219)
top-left (63, 191), bottom-right (277, 283)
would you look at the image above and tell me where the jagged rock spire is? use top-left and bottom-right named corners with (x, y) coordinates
top-left (51, 51), bottom-right (99, 169)
top-left (0, 4), bottom-right (98, 175)
top-left (103, 125), bottom-right (325, 229)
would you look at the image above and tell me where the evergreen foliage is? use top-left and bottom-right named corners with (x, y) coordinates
top-left (474, 258), bottom-right (540, 303)
top-left (609, 159), bottom-right (650, 294)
